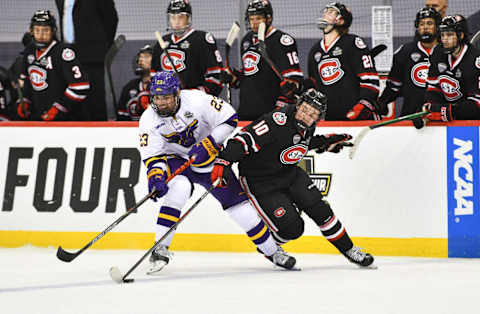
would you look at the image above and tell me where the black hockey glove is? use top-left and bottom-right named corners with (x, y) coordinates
top-left (279, 78), bottom-right (301, 97)
top-left (310, 133), bottom-right (353, 153)
top-left (211, 158), bottom-right (231, 188)
top-left (219, 67), bottom-right (241, 88)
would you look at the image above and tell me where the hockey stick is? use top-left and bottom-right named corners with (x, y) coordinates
top-left (105, 35), bottom-right (126, 108)
top-left (348, 111), bottom-right (428, 159)
top-left (257, 22), bottom-right (284, 81)
top-left (109, 178), bottom-right (221, 284)
top-left (225, 21), bottom-right (240, 104)
top-left (56, 157), bottom-right (195, 262)
top-left (371, 44), bottom-right (387, 58)
top-left (471, 30), bottom-right (480, 45)
top-left (154, 31), bottom-right (185, 88)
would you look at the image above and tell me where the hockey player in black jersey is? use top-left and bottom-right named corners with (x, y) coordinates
top-left (211, 89), bottom-right (375, 268)
top-left (151, 0), bottom-right (224, 96)
top-left (423, 15), bottom-right (480, 121)
top-left (307, 2), bottom-right (380, 121)
top-left (18, 10), bottom-right (90, 121)
top-left (378, 7), bottom-right (441, 118)
top-left (222, 0), bottom-right (303, 121)
top-left (116, 45), bottom-right (153, 121)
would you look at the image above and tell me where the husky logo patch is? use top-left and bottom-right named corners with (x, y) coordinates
top-left (280, 34), bottom-right (294, 46)
top-left (272, 112), bottom-right (287, 125)
top-left (62, 48), bottom-right (75, 61)
top-left (410, 62), bottom-right (429, 87)
top-left (242, 51), bottom-right (261, 75)
top-left (274, 207), bottom-right (286, 217)
top-left (279, 144), bottom-right (308, 164)
top-left (355, 37), bottom-right (366, 49)
top-left (318, 58), bottom-right (344, 85)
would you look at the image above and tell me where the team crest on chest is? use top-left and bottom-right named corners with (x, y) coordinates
top-left (161, 49), bottom-right (186, 72)
top-left (272, 112), bottom-right (287, 125)
top-left (318, 58), bottom-right (344, 85)
top-left (279, 144), bottom-right (308, 164)
top-left (438, 75), bottom-right (462, 101)
top-left (410, 62), bottom-right (429, 87)
top-left (242, 51), bottom-right (261, 75)
top-left (28, 65), bottom-right (48, 91)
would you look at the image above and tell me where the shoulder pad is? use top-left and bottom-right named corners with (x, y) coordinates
top-left (280, 34), bottom-right (295, 46)
top-left (272, 111), bottom-right (288, 126)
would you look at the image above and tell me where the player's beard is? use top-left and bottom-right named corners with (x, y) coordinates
top-left (415, 31), bottom-right (436, 43)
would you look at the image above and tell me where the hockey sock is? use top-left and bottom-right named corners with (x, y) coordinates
top-left (319, 215), bottom-right (353, 252)
top-left (226, 200), bottom-right (277, 256)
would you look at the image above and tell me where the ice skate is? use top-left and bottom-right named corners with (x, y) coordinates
top-left (147, 245), bottom-right (173, 275)
top-left (263, 247), bottom-right (298, 270)
top-left (343, 246), bottom-right (376, 268)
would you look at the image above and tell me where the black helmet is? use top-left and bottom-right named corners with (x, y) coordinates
top-left (166, 0), bottom-right (192, 36)
top-left (414, 7), bottom-right (441, 43)
top-left (295, 89), bottom-right (327, 131)
top-left (245, 0), bottom-right (273, 29)
top-left (30, 10), bottom-right (57, 49)
top-left (326, 2), bottom-right (352, 29)
top-left (133, 45), bottom-right (153, 76)
top-left (440, 15), bottom-right (470, 50)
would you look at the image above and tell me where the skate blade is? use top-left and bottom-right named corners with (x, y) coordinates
top-left (146, 261), bottom-right (168, 275)
top-left (358, 263), bottom-right (378, 270)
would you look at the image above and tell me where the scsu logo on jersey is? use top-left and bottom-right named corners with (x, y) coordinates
top-left (318, 58), bottom-right (344, 85)
top-left (279, 144), bottom-right (308, 164)
top-left (242, 51), bottom-right (261, 75)
top-left (28, 66), bottom-right (48, 91)
top-left (410, 62), bottom-right (429, 87)
top-left (161, 50), bottom-right (186, 72)
top-left (439, 75), bottom-right (462, 101)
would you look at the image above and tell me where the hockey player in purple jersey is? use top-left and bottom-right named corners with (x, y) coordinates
top-left (18, 10), bottom-right (90, 121)
top-left (151, 0), bottom-right (224, 96)
top-left (138, 71), bottom-right (296, 274)
top-left (423, 15), bottom-right (480, 121)
top-left (378, 7), bottom-right (441, 118)
top-left (307, 2), bottom-right (380, 121)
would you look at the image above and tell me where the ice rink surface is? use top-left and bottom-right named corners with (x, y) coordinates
top-left (0, 247), bottom-right (479, 314)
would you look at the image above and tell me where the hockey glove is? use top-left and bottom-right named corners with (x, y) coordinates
top-left (138, 91), bottom-right (150, 110)
top-left (376, 99), bottom-right (389, 116)
top-left (219, 67), bottom-right (241, 88)
top-left (279, 78), bottom-right (300, 97)
top-left (310, 133), bottom-right (353, 153)
top-left (16, 98), bottom-right (31, 119)
top-left (211, 158), bottom-right (231, 188)
top-left (346, 99), bottom-right (381, 120)
top-left (423, 102), bottom-right (453, 122)
top-left (147, 168), bottom-right (169, 202)
top-left (41, 103), bottom-right (68, 121)
top-left (188, 135), bottom-right (221, 168)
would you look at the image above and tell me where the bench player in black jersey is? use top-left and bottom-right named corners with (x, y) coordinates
top-left (211, 89), bottom-right (375, 268)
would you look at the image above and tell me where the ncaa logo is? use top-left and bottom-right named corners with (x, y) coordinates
top-left (279, 144), bottom-right (308, 164)
top-left (161, 49), bottom-right (186, 72)
top-left (28, 66), bottom-right (48, 91)
top-left (410, 62), bottom-right (429, 87)
top-left (439, 75), bottom-right (462, 101)
top-left (242, 51), bottom-right (261, 75)
top-left (318, 58), bottom-right (344, 85)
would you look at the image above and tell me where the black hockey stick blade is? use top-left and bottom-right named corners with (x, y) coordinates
top-left (109, 267), bottom-right (134, 284)
top-left (56, 246), bottom-right (81, 262)
top-left (371, 44), bottom-right (387, 58)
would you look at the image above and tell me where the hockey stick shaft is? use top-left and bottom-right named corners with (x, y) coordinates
top-left (371, 44), bottom-right (387, 58)
top-left (154, 31), bottom-right (186, 88)
top-left (348, 111), bottom-right (428, 159)
top-left (56, 157), bottom-right (195, 262)
top-left (225, 21), bottom-right (240, 104)
top-left (105, 35), bottom-right (126, 107)
top-left (471, 30), bottom-right (480, 45)
top-left (257, 23), bottom-right (284, 81)
top-left (112, 178), bottom-right (221, 283)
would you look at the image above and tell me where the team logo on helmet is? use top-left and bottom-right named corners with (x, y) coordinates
top-left (62, 48), bottom-right (75, 61)
top-left (410, 62), bottom-right (429, 87)
top-left (438, 75), bottom-right (462, 101)
top-left (318, 58), bottom-right (344, 85)
top-left (280, 34), bottom-right (294, 46)
top-left (279, 144), bottom-right (308, 165)
top-left (355, 37), bottom-right (366, 49)
top-left (274, 207), bottom-right (286, 218)
top-left (242, 51), bottom-right (261, 75)
top-left (272, 112), bottom-right (287, 125)
top-left (161, 49), bottom-right (186, 72)
top-left (28, 66), bottom-right (48, 91)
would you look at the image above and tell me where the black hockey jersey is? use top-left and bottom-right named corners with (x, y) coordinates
top-left (307, 34), bottom-right (380, 120)
top-left (379, 41), bottom-right (438, 115)
top-left (222, 105), bottom-right (315, 180)
top-left (425, 44), bottom-right (480, 119)
top-left (238, 28), bottom-right (303, 121)
top-left (21, 41), bottom-right (90, 120)
top-left (0, 80), bottom-right (7, 120)
top-left (117, 78), bottom-right (150, 121)
top-left (152, 29), bottom-right (223, 96)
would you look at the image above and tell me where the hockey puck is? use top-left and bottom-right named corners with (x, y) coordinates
top-left (123, 278), bottom-right (135, 283)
